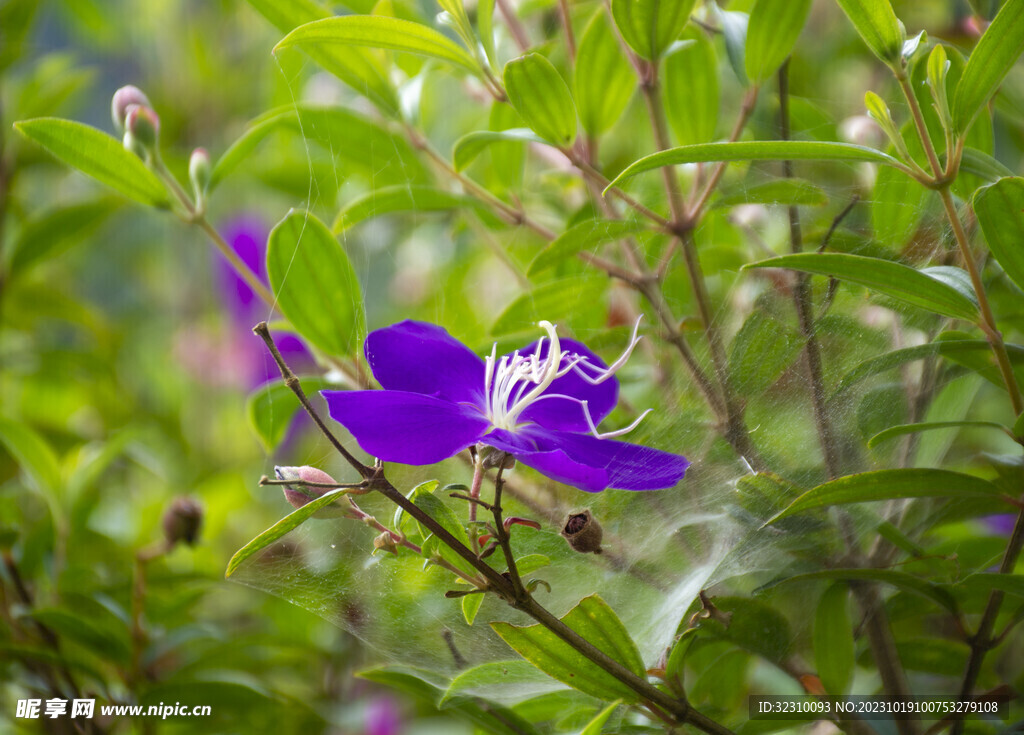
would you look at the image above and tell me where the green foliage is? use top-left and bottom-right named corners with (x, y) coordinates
top-left (744, 0), bottom-right (812, 85)
top-left (492, 595), bottom-right (646, 702)
top-left (610, 0), bottom-right (697, 61)
top-left (6, 1), bottom-right (1024, 732)
top-left (14, 118), bottom-right (169, 207)
top-left (952, 0), bottom-right (1024, 133)
top-left (275, 15), bottom-right (481, 75)
top-left (503, 54), bottom-right (578, 147)
top-left (266, 210), bottom-right (365, 358)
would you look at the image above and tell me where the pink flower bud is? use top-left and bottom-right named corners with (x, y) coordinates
top-left (274, 466), bottom-right (348, 519)
top-left (111, 85), bottom-right (151, 135)
top-left (124, 104), bottom-right (160, 152)
top-left (162, 496), bottom-right (203, 548)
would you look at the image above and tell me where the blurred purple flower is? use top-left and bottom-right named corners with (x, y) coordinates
top-left (364, 696), bottom-right (402, 735)
top-left (323, 319), bottom-right (689, 492)
top-left (216, 216), bottom-right (314, 387)
top-left (984, 514), bottom-right (1017, 536)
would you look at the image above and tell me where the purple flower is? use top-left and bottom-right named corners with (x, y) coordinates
top-left (215, 216), bottom-right (314, 387)
top-left (322, 320), bottom-right (689, 492)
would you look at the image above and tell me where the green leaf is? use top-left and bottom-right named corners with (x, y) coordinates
top-left (713, 179), bottom-right (827, 209)
top-left (528, 219), bottom-right (650, 275)
top-left (437, 0), bottom-right (478, 57)
top-left (610, 0), bottom-right (697, 60)
top-left (209, 105), bottom-right (428, 191)
top-left (718, 9), bottom-right (750, 85)
top-left (27, 608), bottom-right (131, 665)
top-left (744, 0), bottom-right (812, 84)
top-left (0, 416), bottom-right (60, 494)
top-left (814, 584), bottom-right (854, 695)
top-left (267, 210), bottom-right (365, 358)
top-left (226, 488), bottom-right (348, 576)
top-left (14, 118), bottom-right (169, 208)
top-left (333, 185), bottom-right (488, 232)
top-left (275, 15), bottom-right (481, 75)
top-left (575, 10), bottom-right (635, 136)
top-left (491, 594), bottom-right (645, 702)
top-left (503, 54), bottom-right (577, 147)
top-left (414, 489), bottom-right (477, 576)
top-left (834, 0), bottom-right (904, 64)
top-left (606, 141), bottom-right (904, 191)
top-left (462, 593), bottom-right (484, 626)
top-left (697, 596), bottom-right (793, 663)
top-left (871, 164), bottom-right (930, 249)
top-left (452, 128), bottom-right (544, 172)
top-left (952, 0), bottom-right (1024, 133)
top-left (441, 661), bottom-right (566, 706)
top-left (974, 177), bottom-right (1024, 294)
top-left (956, 573), bottom-right (1024, 598)
top-left (868, 421), bottom-right (1010, 449)
top-left (832, 337), bottom-right (1024, 398)
top-left (1014, 411), bottom-right (1024, 438)
top-left (664, 29), bottom-right (719, 145)
top-left (514, 554), bottom-right (551, 575)
top-left (492, 277), bottom-right (606, 335)
top-left (245, 0), bottom-right (398, 115)
top-left (728, 310), bottom-right (803, 394)
top-left (744, 253), bottom-right (979, 321)
top-left (246, 378), bottom-right (328, 452)
top-left (959, 147), bottom-right (1012, 182)
top-left (765, 469), bottom-right (1008, 526)
top-left (478, 0), bottom-right (496, 68)
top-left (763, 568), bottom-right (958, 615)
top-left (8, 198), bottom-right (120, 277)
top-left (579, 700), bottom-right (622, 735)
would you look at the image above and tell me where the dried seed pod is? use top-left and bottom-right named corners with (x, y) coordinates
top-left (561, 509), bottom-right (603, 554)
top-left (162, 496), bottom-right (203, 548)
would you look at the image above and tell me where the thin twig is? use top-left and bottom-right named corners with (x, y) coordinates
top-left (779, 60), bottom-right (841, 480)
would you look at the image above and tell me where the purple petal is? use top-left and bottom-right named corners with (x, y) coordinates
top-left (365, 321), bottom-right (486, 405)
top-left (217, 215), bottom-right (270, 323)
top-left (323, 389), bottom-right (488, 465)
top-left (486, 425), bottom-right (688, 492)
top-left (484, 429), bottom-right (609, 492)
top-left (515, 338), bottom-right (619, 433)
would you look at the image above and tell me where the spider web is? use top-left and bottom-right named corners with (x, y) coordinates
top-left (226, 14), bottom-right (1002, 703)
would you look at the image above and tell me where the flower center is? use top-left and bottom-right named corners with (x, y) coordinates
top-left (481, 318), bottom-right (651, 439)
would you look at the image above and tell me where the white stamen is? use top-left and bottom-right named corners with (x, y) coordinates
top-left (479, 316), bottom-right (651, 441)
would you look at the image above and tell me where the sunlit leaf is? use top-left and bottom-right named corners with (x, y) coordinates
top-left (745, 253), bottom-right (979, 322)
top-left (834, 0), bottom-right (904, 65)
top-left (266, 210), bottom-right (365, 358)
top-left (226, 488), bottom-right (348, 576)
top-left (610, 0), bottom-right (697, 60)
top-left (14, 118), bottom-right (169, 207)
top-left (606, 141), bottom-right (904, 191)
top-left (275, 15), bottom-right (481, 75)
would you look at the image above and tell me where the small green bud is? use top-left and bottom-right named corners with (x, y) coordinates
top-left (124, 104), bottom-right (160, 152)
top-left (188, 147), bottom-right (211, 202)
top-left (111, 85), bottom-right (151, 135)
top-left (162, 496), bottom-right (203, 548)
